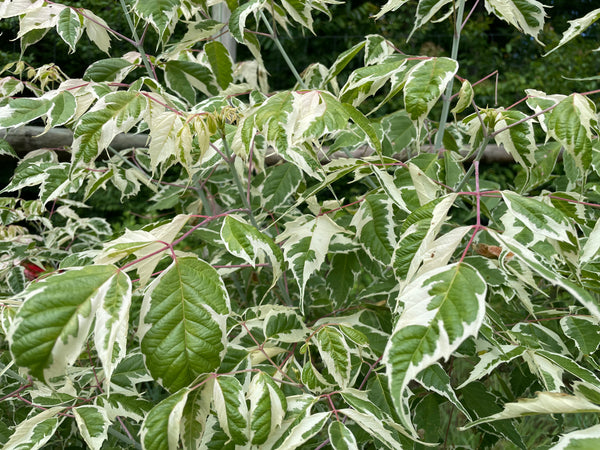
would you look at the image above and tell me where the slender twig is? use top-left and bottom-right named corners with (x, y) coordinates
top-left (259, 11), bottom-right (306, 89)
top-left (118, 0), bottom-right (157, 81)
top-left (433, 0), bottom-right (466, 151)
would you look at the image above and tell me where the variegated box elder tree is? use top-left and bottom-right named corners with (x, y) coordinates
top-left (1, 0), bottom-right (600, 448)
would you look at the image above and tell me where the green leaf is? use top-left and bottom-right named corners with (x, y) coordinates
top-left (0, 97), bottom-right (52, 128)
top-left (141, 388), bottom-right (190, 450)
top-left (323, 40), bottom-right (366, 87)
top-left (560, 316), bottom-right (600, 356)
top-left (404, 57), bottom-right (458, 128)
top-left (351, 194), bottom-right (396, 265)
top-left (337, 408), bottom-right (406, 449)
top-left (451, 79), bottom-right (473, 116)
top-left (315, 326), bottom-right (352, 389)
top-left (139, 256), bottom-right (230, 392)
top-left (56, 6), bottom-right (83, 53)
top-left (133, 0), bottom-right (181, 40)
top-left (0, 139), bottom-right (17, 158)
top-left (73, 406), bottom-right (109, 450)
top-left (164, 60), bottom-right (218, 104)
top-left (545, 8), bottom-right (600, 56)
top-left (9, 265), bottom-right (119, 382)
top-left (205, 41), bottom-right (233, 90)
top-left (220, 215), bottom-right (284, 286)
top-left (326, 252), bottom-right (361, 308)
top-left (278, 214), bottom-right (346, 308)
top-left (552, 424), bottom-right (600, 449)
top-left (261, 163), bottom-right (303, 210)
top-left (83, 58), bottom-right (135, 82)
top-left (384, 262), bottom-right (487, 433)
top-left (417, 363), bottom-right (471, 420)
top-left (213, 375), bottom-right (249, 445)
top-left (410, 0), bottom-right (453, 39)
top-left (490, 231), bottom-right (600, 321)
top-left (546, 94), bottom-right (597, 180)
top-left (181, 382), bottom-right (213, 450)
top-left (2, 407), bottom-right (64, 450)
top-left (493, 110), bottom-right (537, 175)
top-left (501, 191), bottom-right (572, 243)
top-left (72, 91), bottom-right (148, 165)
top-left (328, 421), bottom-right (358, 450)
top-left (229, 0), bottom-right (263, 43)
top-left (248, 372), bottom-right (287, 445)
top-left (485, 0), bottom-right (548, 44)
top-left (462, 392), bottom-right (600, 429)
top-left (94, 270), bottom-right (132, 388)
top-left (270, 411), bottom-right (330, 449)
top-left (373, 0), bottom-right (411, 20)
top-left (263, 307), bottom-right (309, 343)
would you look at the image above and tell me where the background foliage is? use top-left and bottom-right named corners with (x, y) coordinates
top-left (1, 0), bottom-right (600, 449)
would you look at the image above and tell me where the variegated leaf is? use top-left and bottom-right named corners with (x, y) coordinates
top-left (384, 262), bottom-right (487, 433)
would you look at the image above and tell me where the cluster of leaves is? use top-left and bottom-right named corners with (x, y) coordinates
top-left (1, 0), bottom-right (600, 448)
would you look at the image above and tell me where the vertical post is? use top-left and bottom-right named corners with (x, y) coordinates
top-left (212, 4), bottom-right (236, 62)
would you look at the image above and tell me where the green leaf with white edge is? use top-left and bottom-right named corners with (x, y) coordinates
top-left (73, 406), bottom-right (109, 450)
top-left (484, 0), bottom-right (548, 44)
top-left (551, 424), bottom-right (600, 450)
top-left (501, 191), bottom-right (572, 243)
top-left (248, 372), bottom-right (288, 445)
top-left (365, 34), bottom-right (394, 66)
top-left (271, 411), bottom-right (331, 450)
top-left (315, 326), bottom-right (352, 389)
top-left (546, 94), bottom-right (597, 178)
top-left (0, 138), bottom-right (17, 158)
top-left (94, 270), bottom-right (131, 389)
top-left (339, 59), bottom-right (408, 108)
top-left (9, 265), bottom-right (119, 382)
top-left (181, 380), bottom-right (213, 450)
top-left (462, 391), bottom-right (600, 429)
top-left (338, 408), bottom-right (405, 449)
top-left (133, 0), bottom-right (181, 40)
top-left (409, 0), bottom-right (453, 40)
top-left (164, 60), bottom-right (218, 104)
top-left (141, 388), bottom-right (190, 450)
top-left (278, 214), bottom-right (347, 308)
top-left (139, 256), bottom-right (230, 392)
top-left (456, 344), bottom-right (526, 389)
top-left (205, 40), bottom-right (233, 90)
top-left (342, 102), bottom-right (383, 157)
top-left (581, 217), bottom-right (600, 265)
top-left (229, 0), bottom-right (264, 43)
top-left (213, 375), bottom-right (249, 445)
top-left (72, 91), bottom-right (148, 165)
top-left (373, 0), bottom-right (410, 20)
top-left (384, 262), bottom-right (487, 434)
top-left (323, 40), bottom-right (366, 87)
top-left (544, 8), bottom-right (600, 56)
top-left (493, 110), bottom-right (537, 175)
top-left (560, 316), bottom-right (600, 356)
top-left (0, 97), bottom-right (52, 128)
top-left (261, 163), bottom-right (303, 210)
top-left (56, 6), bottom-right (83, 53)
top-left (95, 214), bottom-right (189, 287)
top-left (404, 57), bottom-right (458, 129)
top-left (417, 363), bottom-right (472, 420)
top-left (84, 58), bottom-right (136, 82)
top-left (263, 307), bottom-right (309, 343)
top-left (536, 350), bottom-right (600, 387)
top-left (220, 215), bottom-right (284, 286)
top-left (489, 230), bottom-right (600, 321)
top-left (328, 421), bottom-right (358, 450)
top-left (451, 79), bottom-right (473, 116)
top-left (2, 406), bottom-right (64, 450)
top-left (350, 193), bottom-right (396, 265)
top-left (97, 392), bottom-right (153, 422)
top-left (82, 9), bottom-right (111, 54)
